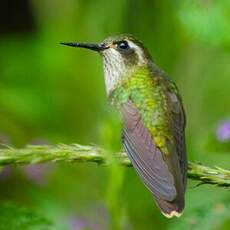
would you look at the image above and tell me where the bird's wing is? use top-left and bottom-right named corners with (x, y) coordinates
top-left (121, 101), bottom-right (177, 201)
top-left (166, 81), bottom-right (187, 191)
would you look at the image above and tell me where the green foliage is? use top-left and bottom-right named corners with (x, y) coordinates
top-left (0, 0), bottom-right (230, 229)
top-left (0, 203), bottom-right (52, 230)
top-left (204, 132), bottom-right (230, 154)
top-left (169, 199), bottom-right (230, 230)
top-left (178, 0), bottom-right (230, 47)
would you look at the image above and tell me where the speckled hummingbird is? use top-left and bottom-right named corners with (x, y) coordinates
top-left (61, 34), bottom-right (187, 218)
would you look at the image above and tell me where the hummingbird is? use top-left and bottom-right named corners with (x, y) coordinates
top-left (61, 34), bottom-right (187, 218)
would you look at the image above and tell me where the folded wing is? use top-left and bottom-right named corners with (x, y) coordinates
top-left (122, 101), bottom-right (177, 201)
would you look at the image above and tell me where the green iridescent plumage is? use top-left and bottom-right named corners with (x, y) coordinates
top-left (110, 66), bottom-right (176, 154)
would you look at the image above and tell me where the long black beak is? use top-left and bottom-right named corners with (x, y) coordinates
top-left (60, 42), bottom-right (107, 52)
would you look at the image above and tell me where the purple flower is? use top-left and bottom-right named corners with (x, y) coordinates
top-left (216, 120), bottom-right (230, 142)
top-left (0, 166), bottom-right (12, 180)
top-left (68, 216), bottom-right (96, 230)
top-left (23, 164), bottom-right (52, 185)
top-left (67, 205), bottom-right (109, 230)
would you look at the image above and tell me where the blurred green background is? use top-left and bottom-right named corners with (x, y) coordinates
top-left (0, 0), bottom-right (230, 229)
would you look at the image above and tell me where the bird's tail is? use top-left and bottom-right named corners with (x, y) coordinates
top-left (155, 197), bottom-right (184, 218)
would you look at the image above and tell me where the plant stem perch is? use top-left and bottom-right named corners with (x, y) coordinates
top-left (0, 144), bottom-right (229, 187)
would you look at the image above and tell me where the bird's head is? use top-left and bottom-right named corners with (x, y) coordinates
top-left (61, 34), bottom-right (153, 94)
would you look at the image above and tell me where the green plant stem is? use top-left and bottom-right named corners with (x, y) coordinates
top-left (0, 144), bottom-right (229, 187)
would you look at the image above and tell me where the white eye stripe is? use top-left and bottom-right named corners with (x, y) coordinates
top-left (126, 40), bottom-right (135, 48)
top-left (127, 41), bottom-right (145, 64)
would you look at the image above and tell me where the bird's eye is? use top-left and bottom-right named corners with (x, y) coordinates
top-left (117, 41), bottom-right (129, 50)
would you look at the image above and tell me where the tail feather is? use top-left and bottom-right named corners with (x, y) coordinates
top-left (155, 147), bottom-right (186, 218)
top-left (155, 197), bottom-right (184, 218)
